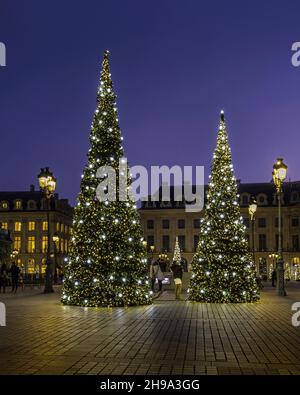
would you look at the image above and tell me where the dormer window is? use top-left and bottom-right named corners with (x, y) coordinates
top-left (240, 193), bottom-right (250, 206)
top-left (27, 200), bottom-right (37, 210)
top-left (257, 193), bottom-right (267, 206)
top-left (0, 201), bottom-right (8, 210)
top-left (15, 200), bottom-right (22, 210)
top-left (291, 191), bottom-right (300, 202)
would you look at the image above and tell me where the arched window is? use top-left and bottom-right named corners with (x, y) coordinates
top-left (14, 200), bottom-right (22, 210)
top-left (257, 193), bottom-right (268, 206)
top-left (27, 258), bottom-right (35, 274)
top-left (291, 191), bottom-right (300, 202)
top-left (27, 200), bottom-right (37, 210)
top-left (41, 258), bottom-right (47, 274)
top-left (0, 201), bottom-right (9, 210)
top-left (240, 193), bottom-right (250, 206)
top-left (41, 198), bottom-right (48, 210)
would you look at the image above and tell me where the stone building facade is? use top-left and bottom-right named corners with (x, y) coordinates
top-left (0, 185), bottom-right (73, 279)
top-left (139, 181), bottom-right (300, 280)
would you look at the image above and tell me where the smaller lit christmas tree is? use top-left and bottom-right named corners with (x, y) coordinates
top-left (285, 263), bottom-right (291, 281)
top-left (295, 265), bottom-right (300, 281)
top-left (173, 236), bottom-right (181, 264)
top-left (268, 262), bottom-right (275, 280)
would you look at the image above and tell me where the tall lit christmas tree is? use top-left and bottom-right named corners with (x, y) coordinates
top-left (189, 111), bottom-right (259, 303)
top-left (62, 50), bottom-right (151, 307)
top-left (173, 236), bottom-right (181, 264)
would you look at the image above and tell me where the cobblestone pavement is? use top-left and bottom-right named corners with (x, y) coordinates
top-left (0, 283), bottom-right (300, 375)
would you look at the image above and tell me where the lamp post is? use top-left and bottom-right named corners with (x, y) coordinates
top-left (10, 248), bottom-right (19, 261)
top-left (38, 167), bottom-right (57, 294)
top-left (272, 158), bottom-right (287, 296)
top-left (150, 245), bottom-right (155, 261)
top-left (248, 196), bottom-right (257, 271)
top-left (142, 240), bottom-right (147, 249)
top-left (52, 232), bottom-right (59, 284)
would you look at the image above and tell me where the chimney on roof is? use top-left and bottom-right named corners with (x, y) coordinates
top-left (30, 184), bottom-right (35, 192)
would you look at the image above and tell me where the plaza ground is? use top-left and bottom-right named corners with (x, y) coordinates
top-left (0, 283), bottom-right (300, 375)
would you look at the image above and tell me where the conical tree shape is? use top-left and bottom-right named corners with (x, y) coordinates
top-left (62, 51), bottom-right (151, 307)
top-left (173, 236), bottom-right (181, 264)
top-left (189, 112), bottom-right (259, 303)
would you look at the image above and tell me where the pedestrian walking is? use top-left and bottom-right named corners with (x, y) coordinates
top-left (19, 272), bottom-right (24, 291)
top-left (35, 268), bottom-right (41, 288)
top-left (149, 260), bottom-right (156, 292)
top-left (10, 262), bottom-right (20, 293)
top-left (0, 263), bottom-right (8, 294)
top-left (150, 260), bottom-right (164, 293)
top-left (155, 261), bottom-right (164, 293)
top-left (171, 260), bottom-right (183, 300)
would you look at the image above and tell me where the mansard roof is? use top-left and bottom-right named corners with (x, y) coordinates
top-left (140, 181), bottom-right (300, 209)
top-left (0, 188), bottom-right (73, 215)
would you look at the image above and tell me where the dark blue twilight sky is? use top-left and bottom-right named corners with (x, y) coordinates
top-left (0, 0), bottom-right (300, 203)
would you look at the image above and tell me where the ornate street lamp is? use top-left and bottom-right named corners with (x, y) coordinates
top-left (150, 245), bottom-right (155, 261)
top-left (38, 167), bottom-right (57, 293)
top-left (52, 232), bottom-right (59, 284)
top-left (10, 249), bottom-right (19, 260)
top-left (272, 158), bottom-right (287, 296)
top-left (248, 196), bottom-right (257, 270)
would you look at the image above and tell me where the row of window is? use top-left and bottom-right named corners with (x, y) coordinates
top-left (11, 258), bottom-right (47, 275)
top-left (146, 234), bottom-right (300, 253)
top-left (147, 217), bottom-right (300, 230)
top-left (24, 258), bottom-right (47, 274)
top-left (246, 234), bottom-right (299, 251)
top-left (0, 200), bottom-right (37, 210)
top-left (147, 219), bottom-right (200, 230)
top-left (240, 191), bottom-right (300, 205)
top-left (13, 236), bottom-right (70, 253)
top-left (243, 217), bottom-right (299, 228)
top-left (0, 200), bottom-right (22, 210)
top-left (0, 199), bottom-right (52, 211)
top-left (1, 221), bottom-right (71, 233)
top-left (144, 191), bottom-right (300, 208)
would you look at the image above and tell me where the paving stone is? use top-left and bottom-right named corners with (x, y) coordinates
top-left (0, 284), bottom-right (300, 375)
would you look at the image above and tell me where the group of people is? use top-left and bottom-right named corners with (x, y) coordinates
top-left (0, 262), bottom-right (21, 294)
top-left (149, 258), bottom-right (184, 300)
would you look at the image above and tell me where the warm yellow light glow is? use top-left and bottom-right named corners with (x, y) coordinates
top-left (272, 158), bottom-right (287, 192)
top-left (52, 234), bottom-right (59, 244)
top-left (13, 237), bottom-right (21, 251)
top-left (38, 167), bottom-right (57, 198)
top-left (28, 221), bottom-right (35, 231)
top-left (248, 197), bottom-right (257, 220)
top-left (28, 236), bottom-right (35, 253)
top-left (42, 236), bottom-right (48, 253)
top-left (14, 222), bottom-right (21, 232)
